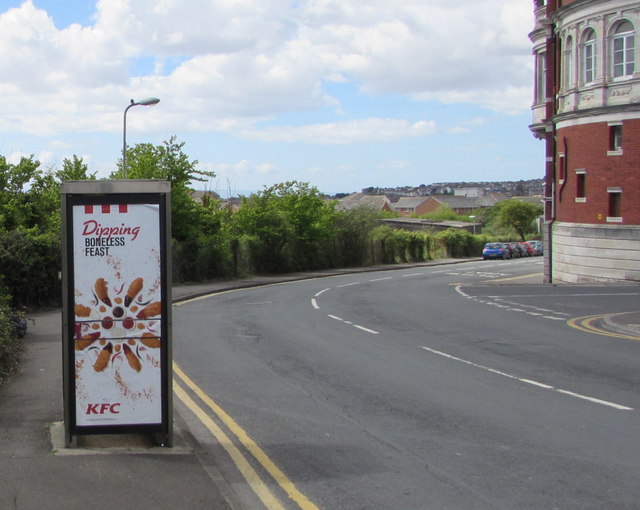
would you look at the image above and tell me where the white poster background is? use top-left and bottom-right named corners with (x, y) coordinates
top-left (73, 203), bottom-right (163, 426)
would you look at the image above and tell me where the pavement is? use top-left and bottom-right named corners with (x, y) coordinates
top-left (0, 258), bottom-right (638, 510)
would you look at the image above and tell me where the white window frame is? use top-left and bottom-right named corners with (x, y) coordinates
top-left (535, 51), bottom-right (547, 104)
top-left (575, 169), bottom-right (587, 203)
top-left (557, 152), bottom-right (566, 183)
top-left (564, 36), bottom-right (574, 89)
top-left (607, 187), bottom-right (623, 222)
top-left (607, 122), bottom-right (623, 155)
top-left (612, 21), bottom-right (635, 80)
top-left (583, 29), bottom-right (597, 85)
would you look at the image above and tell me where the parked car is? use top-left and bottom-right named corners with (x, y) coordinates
top-left (483, 242), bottom-right (510, 260)
top-left (530, 240), bottom-right (544, 255)
top-left (524, 241), bottom-right (542, 256)
top-left (508, 242), bottom-right (525, 258)
top-left (522, 242), bottom-right (535, 256)
top-left (515, 242), bottom-right (529, 258)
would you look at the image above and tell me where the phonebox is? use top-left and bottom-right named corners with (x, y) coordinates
top-left (61, 180), bottom-right (172, 447)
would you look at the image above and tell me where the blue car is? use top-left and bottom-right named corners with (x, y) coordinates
top-left (483, 242), bottom-right (510, 260)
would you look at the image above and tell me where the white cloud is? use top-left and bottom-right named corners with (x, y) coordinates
top-left (239, 118), bottom-right (436, 144)
top-left (38, 150), bottom-right (55, 166)
top-left (198, 159), bottom-right (283, 195)
top-left (376, 159), bottom-right (411, 171)
top-left (0, 0), bottom-right (535, 139)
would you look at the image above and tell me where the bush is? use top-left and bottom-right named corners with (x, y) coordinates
top-left (172, 234), bottom-right (233, 283)
top-left (0, 229), bottom-right (60, 308)
top-left (329, 207), bottom-right (381, 267)
top-left (371, 226), bottom-right (442, 264)
top-left (0, 306), bottom-right (24, 384)
top-left (436, 228), bottom-right (477, 257)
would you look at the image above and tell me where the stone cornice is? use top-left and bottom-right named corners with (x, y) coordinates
top-left (554, 0), bottom-right (623, 19)
top-left (553, 102), bottom-right (640, 123)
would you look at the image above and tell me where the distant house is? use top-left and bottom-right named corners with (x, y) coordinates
top-left (189, 190), bottom-right (220, 205)
top-left (220, 198), bottom-right (241, 212)
top-left (509, 195), bottom-right (544, 207)
top-left (337, 192), bottom-right (393, 212)
top-left (419, 195), bottom-right (478, 215)
top-left (454, 187), bottom-right (485, 198)
top-left (472, 193), bottom-right (507, 208)
top-left (382, 217), bottom-right (477, 233)
top-left (393, 197), bottom-right (432, 216)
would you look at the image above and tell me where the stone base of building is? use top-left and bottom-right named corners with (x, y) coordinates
top-left (550, 222), bottom-right (640, 283)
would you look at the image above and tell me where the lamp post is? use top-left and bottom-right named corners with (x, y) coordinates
top-left (122, 97), bottom-right (160, 179)
top-left (469, 215), bottom-right (476, 235)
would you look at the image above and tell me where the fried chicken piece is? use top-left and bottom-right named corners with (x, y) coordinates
top-left (75, 332), bottom-right (101, 350)
top-left (125, 278), bottom-right (143, 307)
top-left (139, 333), bottom-right (161, 348)
top-left (123, 344), bottom-right (142, 372)
top-left (95, 278), bottom-right (112, 307)
top-left (93, 342), bottom-right (113, 372)
top-left (136, 301), bottom-right (161, 319)
top-left (74, 304), bottom-right (91, 317)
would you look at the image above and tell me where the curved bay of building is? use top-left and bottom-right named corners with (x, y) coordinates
top-left (530, 0), bottom-right (640, 283)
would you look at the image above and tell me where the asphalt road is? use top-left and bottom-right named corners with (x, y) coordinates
top-left (173, 258), bottom-right (640, 509)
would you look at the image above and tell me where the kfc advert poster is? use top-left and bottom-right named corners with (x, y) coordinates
top-left (72, 202), bottom-right (164, 426)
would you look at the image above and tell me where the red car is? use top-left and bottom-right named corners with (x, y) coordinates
top-left (523, 241), bottom-right (541, 256)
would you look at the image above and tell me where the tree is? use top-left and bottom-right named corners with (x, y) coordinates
top-left (111, 136), bottom-right (216, 243)
top-left (493, 199), bottom-right (543, 241)
top-left (55, 155), bottom-right (96, 182)
top-left (0, 155), bottom-right (41, 232)
top-left (232, 181), bottom-right (337, 272)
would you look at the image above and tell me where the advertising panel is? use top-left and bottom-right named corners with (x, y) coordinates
top-left (62, 181), bottom-right (171, 445)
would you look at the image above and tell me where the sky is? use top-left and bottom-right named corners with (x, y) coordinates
top-left (0, 0), bottom-right (542, 197)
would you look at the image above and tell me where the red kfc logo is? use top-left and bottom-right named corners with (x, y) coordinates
top-left (86, 403), bottom-right (121, 415)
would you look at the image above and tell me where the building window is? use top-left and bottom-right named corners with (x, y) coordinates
top-left (564, 36), bottom-right (574, 89)
top-left (612, 21), bottom-right (635, 79)
top-left (608, 123), bottom-right (623, 154)
top-left (607, 188), bottom-right (622, 221)
top-left (535, 51), bottom-right (546, 103)
top-left (557, 153), bottom-right (565, 182)
top-left (583, 29), bottom-right (596, 85)
top-left (576, 170), bottom-right (586, 202)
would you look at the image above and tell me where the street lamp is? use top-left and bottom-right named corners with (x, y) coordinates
top-left (469, 215), bottom-right (477, 235)
top-left (122, 97), bottom-right (160, 179)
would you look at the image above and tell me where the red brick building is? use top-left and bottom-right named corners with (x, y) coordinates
top-left (530, 0), bottom-right (640, 282)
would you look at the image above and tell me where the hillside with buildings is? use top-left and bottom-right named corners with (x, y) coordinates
top-left (355, 178), bottom-right (544, 201)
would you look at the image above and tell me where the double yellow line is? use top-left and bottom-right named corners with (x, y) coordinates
top-left (567, 313), bottom-right (640, 341)
top-left (173, 362), bottom-right (320, 510)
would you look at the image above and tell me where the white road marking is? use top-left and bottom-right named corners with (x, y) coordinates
top-left (555, 390), bottom-right (633, 411)
top-left (420, 346), bottom-right (633, 411)
top-left (326, 313), bottom-right (378, 335)
top-left (314, 288), bottom-right (330, 297)
top-left (520, 379), bottom-right (554, 389)
top-left (455, 284), bottom-right (569, 322)
top-left (490, 292), bottom-right (639, 298)
top-left (354, 325), bottom-right (379, 334)
top-left (311, 298), bottom-right (319, 310)
top-left (337, 282), bottom-right (360, 288)
top-left (369, 277), bottom-right (393, 282)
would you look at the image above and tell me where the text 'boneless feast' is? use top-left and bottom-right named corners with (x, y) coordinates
top-left (81, 220), bottom-right (141, 256)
